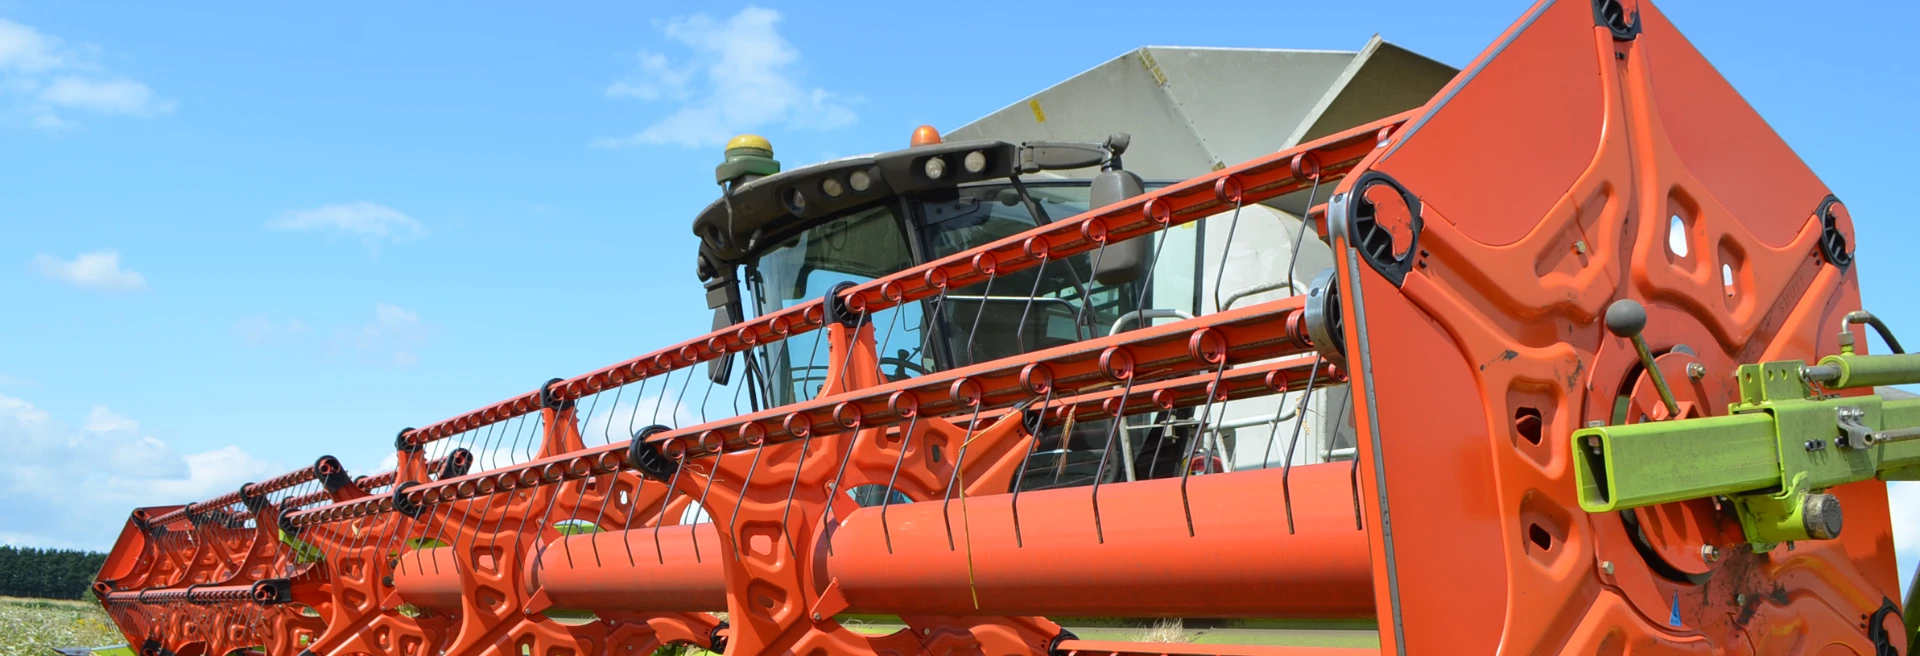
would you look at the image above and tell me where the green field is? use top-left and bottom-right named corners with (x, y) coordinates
top-left (0, 596), bottom-right (124, 656)
top-left (0, 600), bottom-right (1377, 656)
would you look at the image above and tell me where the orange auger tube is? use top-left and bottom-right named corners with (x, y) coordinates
top-left (523, 524), bottom-right (729, 613)
top-left (827, 463), bottom-right (1373, 619)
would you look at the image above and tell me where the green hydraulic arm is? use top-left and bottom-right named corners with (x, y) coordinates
top-left (1572, 307), bottom-right (1920, 649)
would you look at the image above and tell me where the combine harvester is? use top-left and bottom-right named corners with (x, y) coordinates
top-left (87, 1), bottom-right (1920, 653)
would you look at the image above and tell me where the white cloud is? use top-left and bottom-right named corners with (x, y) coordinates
top-left (331, 303), bottom-right (427, 366)
top-left (83, 405), bottom-right (137, 433)
top-left (270, 202), bottom-right (426, 245)
top-left (593, 6), bottom-right (857, 149)
top-left (606, 52), bottom-right (693, 101)
top-left (238, 316), bottom-right (313, 346)
top-left (0, 19), bottom-right (65, 73)
top-left (0, 393), bottom-right (279, 551)
top-left (0, 19), bottom-right (171, 129)
top-left (40, 77), bottom-right (172, 115)
top-left (31, 250), bottom-right (148, 292)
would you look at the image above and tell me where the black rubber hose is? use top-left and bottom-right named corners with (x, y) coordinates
top-left (1848, 311), bottom-right (1906, 354)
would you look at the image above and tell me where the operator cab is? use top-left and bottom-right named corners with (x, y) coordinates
top-left (691, 129), bottom-right (1190, 491)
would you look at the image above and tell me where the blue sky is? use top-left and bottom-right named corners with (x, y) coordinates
top-left (3, 0), bottom-right (1919, 583)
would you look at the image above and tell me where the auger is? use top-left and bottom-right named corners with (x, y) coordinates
top-left (90, 1), bottom-right (1920, 654)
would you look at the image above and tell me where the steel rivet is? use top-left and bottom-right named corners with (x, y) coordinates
top-left (1601, 561), bottom-right (1614, 575)
top-left (1701, 544), bottom-right (1720, 563)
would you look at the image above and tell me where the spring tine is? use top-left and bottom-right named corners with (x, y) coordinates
top-left (528, 441), bottom-right (571, 574)
top-left (1145, 406), bottom-right (1177, 481)
top-left (486, 413), bottom-right (534, 556)
top-left (508, 413), bottom-right (551, 563)
top-left (1211, 196), bottom-right (1247, 312)
top-left (697, 365), bottom-right (719, 425)
top-left (778, 428), bottom-right (814, 563)
top-left (456, 418), bottom-right (503, 573)
top-left (620, 376), bottom-right (653, 566)
top-left (919, 276), bottom-right (949, 372)
top-left (820, 413), bottom-right (865, 557)
top-left (559, 391), bottom-right (607, 568)
top-left (1014, 255), bottom-right (1049, 351)
top-left (873, 290), bottom-right (905, 380)
top-left (729, 439), bottom-right (764, 561)
top-left (963, 272), bottom-right (998, 367)
top-left (651, 369), bottom-right (677, 426)
top-left (622, 476), bottom-right (645, 566)
top-left (688, 448), bottom-right (723, 563)
top-left (586, 384), bottom-right (629, 568)
top-left (1284, 175), bottom-right (1323, 295)
top-left (1076, 241), bottom-right (1109, 339)
top-left (674, 367), bottom-right (696, 425)
top-left (1178, 362), bottom-right (1230, 536)
top-left (1010, 384), bottom-right (1055, 548)
top-left (940, 401), bottom-right (988, 551)
top-left (879, 412), bottom-right (921, 554)
top-left (801, 319), bottom-right (827, 400)
top-left (1281, 356), bottom-right (1326, 534)
top-left (1259, 386), bottom-right (1296, 470)
top-left (1089, 375), bottom-right (1137, 544)
top-left (831, 307), bottom-right (871, 397)
top-left (424, 436), bottom-right (453, 574)
top-left (654, 449), bottom-right (687, 564)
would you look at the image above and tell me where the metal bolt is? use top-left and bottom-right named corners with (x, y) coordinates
top-left (1736, 594), bottom-right (1746, 605)
top-left (1601, 560), bottom-right (1614, 575)
top-left (922, 628), bottom-right (931, 636)
top-left (1701, 544), bottom-right (1720, 562)
top-left (1586, 420), bottom-right (1604, 429)
top-left (1574, 240), bottom-right (1588, 254)
top-left (812, 613), bottom-right (822, 621)
top-left (1803, 492), bottom-right (1844, 540)
top-left (1687, 362), bottom-right (1706, 381)
top-left (1805, 439), bottom-right (1825, 452)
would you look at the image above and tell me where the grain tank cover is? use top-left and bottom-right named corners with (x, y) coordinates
top-left (946, 37), bottom-right (1457, 209)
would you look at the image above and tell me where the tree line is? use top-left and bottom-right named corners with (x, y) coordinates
top-left (0, 544), bottom-right (107, 600)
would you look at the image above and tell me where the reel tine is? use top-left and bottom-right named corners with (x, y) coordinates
top-left (1178, 360), bottom-right (1231, 537)
top-left (1089, 375), bottom-right (1136, 544)
top-left (1281, 356), bottom-right (1325, 534)
top-left (879, 411), bottom-right (919, 554)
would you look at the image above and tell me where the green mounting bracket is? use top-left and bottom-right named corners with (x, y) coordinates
top-left (1574, 355), bottom-right (1920, 547)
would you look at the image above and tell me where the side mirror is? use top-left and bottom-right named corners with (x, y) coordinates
top-left (1089, 167), bottom-right (1149, 285)
top-left (707, 308), bottom-right (736, 385)
top-left (704, 269), bottom-right (743, 385)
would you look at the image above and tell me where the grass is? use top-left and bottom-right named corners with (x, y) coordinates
top-left (0, 596), bottom-right (124, 656)
top-left (1134, 618), bottom-right (1194, 643)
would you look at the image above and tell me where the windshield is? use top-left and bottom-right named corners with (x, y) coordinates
top-left (916, 183), bottom-right (1137, 368)
top-left (738, 182), bottom-right (1159, 493)
top-left (747, 203), bottom-right (930, 406)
